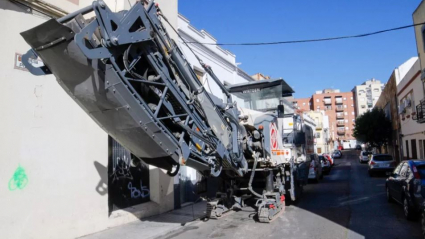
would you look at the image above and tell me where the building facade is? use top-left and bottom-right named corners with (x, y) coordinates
top-left (310, 89), bottom-right (356, 143)
top-left (352, 79), bottom-right (384, 117)
top-left (413, 1), bottom-right (425, 125)
top-left (397, 59), bottom-right (425, 159)
top-left (0, 1), bottom-right (178, 239)
top-left (305, 111), bottom-right (331, 154)
top-left (375, 57), bottom-right (417, 162)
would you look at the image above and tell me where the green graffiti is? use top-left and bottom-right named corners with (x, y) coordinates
top-left (8, 165), bottom-right (28, 191)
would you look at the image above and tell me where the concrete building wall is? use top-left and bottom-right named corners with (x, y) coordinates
top-left (0, 1), bottom-right (177, 239)
top-left (397, 59), bottom-right (425, 159)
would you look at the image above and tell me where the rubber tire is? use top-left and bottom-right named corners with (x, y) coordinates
top-left (403, 197), bottom-right (416, 221)
top-left (386, 187), bottom-right (393, 203)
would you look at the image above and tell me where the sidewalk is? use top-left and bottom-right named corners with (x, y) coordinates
top-left (79, 201), bottom-right (207, 239)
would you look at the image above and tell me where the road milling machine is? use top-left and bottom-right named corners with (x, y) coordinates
top-left (20, 0), bottom-right (314, 222)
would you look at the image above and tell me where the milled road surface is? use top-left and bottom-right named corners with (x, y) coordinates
top-left (159, 150), bottom-right (422, 239)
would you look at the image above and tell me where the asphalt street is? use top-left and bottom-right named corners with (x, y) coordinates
top-left (158, 150), bottom-right (423, 239)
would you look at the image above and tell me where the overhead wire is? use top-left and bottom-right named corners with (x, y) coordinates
top-left (184, 22), bottom-right (425, 46)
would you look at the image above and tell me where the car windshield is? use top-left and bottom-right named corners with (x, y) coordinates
top-left (362, 152), bottom-right (371, 156)
top-left (373, 155), bottom-right (392, 161)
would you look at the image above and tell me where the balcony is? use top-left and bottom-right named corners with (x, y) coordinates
top-left (336, 113), bottom-right (344, 119)
top-left (315, 122), bottom-right (323, 130)
top-left (416, 100), bottom-right (425, 123)
top-left (337, 129), bottom-right (346, 135)
top-left (337, 121), bottom-right (345, 126)
top-left (335, 97), bottom-right (343, 104)
top-left (323, 98), bottom-right (332, 105)
top-left (336, 105), bottom-right (344, 112)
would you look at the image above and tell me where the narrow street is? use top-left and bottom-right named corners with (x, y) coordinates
top-left (159, 150), bottom-right (422, 239)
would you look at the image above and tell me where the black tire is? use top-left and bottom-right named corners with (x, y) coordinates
top-left (403, 197), bottom-right (416, 220)
top-left (386, 187), bottom-right (393, 203)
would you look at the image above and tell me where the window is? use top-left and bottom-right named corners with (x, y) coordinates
top-left (352, 119), bottom-right (355, 122)
top-left (345, 127), bottom-right (349, 130)
top-left (316, 99), bottom-right (319, 102)
top-left (315, 132), bottom-right (321, 138)
top-left (309, 102), bottom-right (311, 106)
top-left (344, 97), bottom-right (347, 100)
top-left (351, 112), bottom-right (354, 115)
top-left (412, 139), bottom-right (418, 159)
top-left (317, 148), bottom-right (322, 154)
top-left (406, 140), bottom-right (410, 159)
top-left (325, 105), bottom-right (332, 110)
top-left (360, 98), bottom-right (365, 101)
top-left (317, 106), bottom-right (320, 109)
top-left (344, 105), bottom-right (347, 108)
top-left (351, 104), bottom-right (354, 107)
top-left (351, 97), bottom-right (353, 100)
top-left (373, 88), bottom-right (379, 92)
top-left (419, 140), bottom-right (424, 159)
top-left (303, 102), bottom-right (306, 105)
top-left (361, 105), bottom-right (366, 109)
top-left (345, 119), bottom-right (348, 123)
top-left (344, 112), bottom-right (348, 116)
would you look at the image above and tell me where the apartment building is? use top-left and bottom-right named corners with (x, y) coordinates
top-left (352, 79), bottom-right (385, 117)
top-left (311, 89), bottom-right (356, 142)
top-left (294, 89), bottom-right (356, 144)
top-left (305, 111), bottom-right (331, 154)
top-left (293, 97), bottom-right (312, 112)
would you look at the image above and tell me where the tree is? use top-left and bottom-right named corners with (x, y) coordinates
top-left (353, 108), bottom-right (392, 152)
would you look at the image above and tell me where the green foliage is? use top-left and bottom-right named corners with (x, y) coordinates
top-left (353, 108), bottom-right (392, 148)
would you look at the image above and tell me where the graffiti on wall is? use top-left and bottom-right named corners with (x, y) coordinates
top-left (109, 137), bottom-right (150, 212)
top-left (128, 180), bottom-right (150, 199)
top-left (8, 165), bottom-right (28, 191)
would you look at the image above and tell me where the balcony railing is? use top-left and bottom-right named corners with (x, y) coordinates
top-left (316, 122), bottom-right (323, 130)
top-left (416, 100), bottom-right (425, 123)
top-left (337, 121), bottom-right (345, 126)
top-left (337, 129), bottom-right (345, 135)
top-left (336, 106), bottom-right (344, 112)
top-left (336, 114), bottom-right (344, 119)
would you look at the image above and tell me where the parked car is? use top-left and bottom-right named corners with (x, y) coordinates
top-left (319, 155), bottom-right (331, 175)
top-left (308, 154), bottom-right (323, 183)
top-left (323, 154), bottom-right (334, 166)
top-left (359, 151), bottom-right (372, 163)
top-left (368, 154), bottom-right (397, 176)
top-left (386, 160), bottom-right (425, 220)
top-left (355, 145), bottom-right (362, 150)
top-left (332, 150), bottom-right (342, 159)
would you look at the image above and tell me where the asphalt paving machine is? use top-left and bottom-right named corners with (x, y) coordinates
top-left (20, 0), bottom-right (313, 222)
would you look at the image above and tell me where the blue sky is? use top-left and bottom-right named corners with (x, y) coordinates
top-left (178, 0), bottom-right (422, 98)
